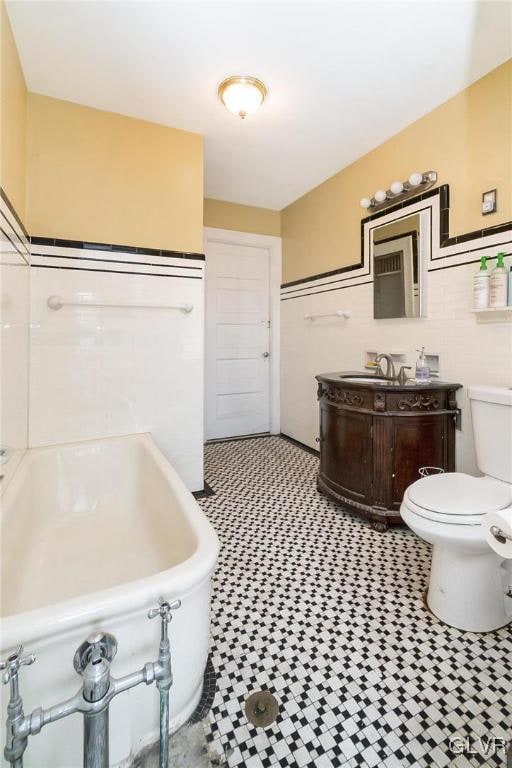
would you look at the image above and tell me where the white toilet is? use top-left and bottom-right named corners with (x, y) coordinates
top-left (401, 384), bottom-right (512, 632)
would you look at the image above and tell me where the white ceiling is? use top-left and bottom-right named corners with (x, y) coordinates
top-left (6, 0), bottom-right (512, 210)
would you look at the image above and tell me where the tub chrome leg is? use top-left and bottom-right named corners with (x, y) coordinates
top-left (159, 688), bottom-right (169, 768)
top-left (148, 597), bottom-right (181, 768)
top-left (73, 632), bottom-right (118, 768)
top-left (83, 709), bottom-right (109, 768)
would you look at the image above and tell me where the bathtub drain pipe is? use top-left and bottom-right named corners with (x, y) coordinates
top-left (1, 598), bottom-right (180, 768)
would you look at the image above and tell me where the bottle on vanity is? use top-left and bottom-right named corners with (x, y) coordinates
top-left (473, 256), bottom-right (489, 309)
top-left (415, 347), bottom-right (431, 383)
top-left (489, 252), bottom-right (508, 308)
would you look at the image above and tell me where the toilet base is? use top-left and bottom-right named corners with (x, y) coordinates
top-left (428, 545), bottom-right (512, 632)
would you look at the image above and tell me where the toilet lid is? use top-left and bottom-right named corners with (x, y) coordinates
top-left (408, 473), bottom-right (512, 517)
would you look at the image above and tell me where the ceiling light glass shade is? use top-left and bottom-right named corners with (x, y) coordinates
top-left (390, 180), bottom-right (403, 195)
top-left (218, 76), bottom-right (267, 119)
top-left (360, 197), bottom-right (372, 209)
top-left (374, 189), bottom-right (387, 203)
top-left (408, 172), bottom-right (423, 187)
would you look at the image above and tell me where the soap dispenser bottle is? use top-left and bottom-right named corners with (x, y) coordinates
top-left (489, 252), bottom-right (508, 308)
top-left (415, 347), bottom-right (431, 383)
top-left (473, 256), bottom-right (490, 309)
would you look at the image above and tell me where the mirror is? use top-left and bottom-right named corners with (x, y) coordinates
top-left (372, 214), bottom-right (420, 319)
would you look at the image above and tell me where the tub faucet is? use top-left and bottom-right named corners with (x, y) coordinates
top-left (374, 353), bottom-right (396, 380)
top-left (1, 598), bottom-right (181, 768)
top-left (0, 646), bottom-right (36, 765)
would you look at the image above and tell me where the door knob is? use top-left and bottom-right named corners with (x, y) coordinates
top-left (262, 352), bottom-right (269, 358)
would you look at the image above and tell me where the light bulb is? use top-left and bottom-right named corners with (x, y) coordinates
top-left (374, 189), bottom-right (387, 203)
top-left (408, 172), bottom-right (423, 187)
top-left (360, 197), bottom-right (372, 209)
top-left (390, 180), bottom-right (403, 195)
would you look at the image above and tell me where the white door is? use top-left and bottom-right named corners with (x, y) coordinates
top-left (206, 240), bottom-right (270, 439)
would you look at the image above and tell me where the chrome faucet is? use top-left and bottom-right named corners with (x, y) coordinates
top-left (374, 353), bottom-right (396, 380)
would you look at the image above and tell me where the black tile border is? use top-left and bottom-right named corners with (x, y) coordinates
top-left (280, 432), bottom-right (319, 457)
top-left (32, 252), bottom-right (202, 271)
top-left (280, 184), bottom-right (511, 289)
top-left (0, 223), bottom-right (30, 264)
top-left (429, 249), bottom-right (512, 272)
top-left (188, 654), bottom-right (217, 724)
top-left (31, 236), bottom-right (205, 261)
top-left (31, 263), bottom-right (202, 279)
top-left (281, 260), bottom-right (362, 289)
top-left (280, 278), bottom-right (373, 301)
top-left (0, 187), bottom-right (29, 240)
top-left (192, 481), bottom-right (215, 499)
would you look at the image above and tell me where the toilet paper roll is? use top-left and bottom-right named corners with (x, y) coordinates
top-left (483, 509), bottom-right (512, 558)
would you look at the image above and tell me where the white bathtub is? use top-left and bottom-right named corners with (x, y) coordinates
top-left (0, 433), bottom-right (219, 767)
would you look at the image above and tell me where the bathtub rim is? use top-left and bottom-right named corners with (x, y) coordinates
top-left (1, 432), bottom-right (219, 651)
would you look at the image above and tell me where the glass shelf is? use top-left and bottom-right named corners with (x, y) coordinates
top-left (472, 306), bottom-right (512, 322)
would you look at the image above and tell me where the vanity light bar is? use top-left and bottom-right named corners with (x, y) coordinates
top-left (360, 171), bottom-right (438, 212)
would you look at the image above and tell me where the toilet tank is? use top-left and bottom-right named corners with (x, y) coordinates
top-left (469, 385), bottom-right (512, 483)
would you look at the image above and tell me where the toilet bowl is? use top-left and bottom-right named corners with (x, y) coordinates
top-left (401, 473), bottom-right (512, 631)
top-left (400, 384), bottom-right (512, 633)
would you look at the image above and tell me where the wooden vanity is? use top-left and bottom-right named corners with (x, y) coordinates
top-left (316, 372), bottom-right (462, 529)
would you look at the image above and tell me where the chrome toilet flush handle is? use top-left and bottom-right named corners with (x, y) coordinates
top-left (490, 525), bottom-right (512, 545)
top-left (0, 446), bottom-right (12, 465)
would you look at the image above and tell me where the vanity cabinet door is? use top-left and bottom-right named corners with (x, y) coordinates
top-left (320, 405), bottom-right (373, 505)
top-left (390, 415), bottom-right (446, 509)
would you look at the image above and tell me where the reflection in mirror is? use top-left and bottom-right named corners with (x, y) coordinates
top-left (372, 214), bottom-right (420, 319)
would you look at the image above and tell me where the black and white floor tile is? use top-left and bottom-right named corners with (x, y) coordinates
top-left (198, 437), bottom-right (511, 768)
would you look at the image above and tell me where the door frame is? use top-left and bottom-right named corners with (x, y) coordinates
top-left (203, 226), bottom-right (281, 436)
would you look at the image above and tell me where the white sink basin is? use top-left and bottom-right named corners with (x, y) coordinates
top-left (341, 376), bottom-right (394, 384)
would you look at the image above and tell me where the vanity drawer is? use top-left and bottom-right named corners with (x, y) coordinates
top-left (318, 383), bottom-right (374, 411)
top-left (385, 390), bottom-right (448, 413)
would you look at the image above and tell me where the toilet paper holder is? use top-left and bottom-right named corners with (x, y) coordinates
top-left (490, 525), bottom-right (512, 545)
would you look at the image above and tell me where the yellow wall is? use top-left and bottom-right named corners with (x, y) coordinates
top-left (204, 198), bottom-right (281, 237)
top-left (26, 94), bottom-right (204, 252)
top-left (281, 59), bottom-right (512, 283)
top-left (1, 0), bottom-right (27, 219)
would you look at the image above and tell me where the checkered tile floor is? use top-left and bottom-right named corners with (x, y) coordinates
top-left (198, 436), bottom-right (511, 768)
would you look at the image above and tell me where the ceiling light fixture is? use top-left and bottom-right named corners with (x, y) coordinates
top-left (218, 76), bottom-right (267, 119)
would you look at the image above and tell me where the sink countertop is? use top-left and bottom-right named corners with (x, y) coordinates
top-left (316, 371), bottom-right (462, 390)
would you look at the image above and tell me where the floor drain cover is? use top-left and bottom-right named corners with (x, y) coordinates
top-left (245, 691), bottom-right (279, 727)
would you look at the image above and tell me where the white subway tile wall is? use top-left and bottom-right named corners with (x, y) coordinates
top-left (0, 195), bottom-right (30, 457)
top-left (29, 245), bottom-right (205, 491)
top-left (281, 250), bottom-right (512, 476)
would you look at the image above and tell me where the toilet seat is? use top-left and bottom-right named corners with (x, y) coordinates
top-left (403, 472), bottom-right (512, 526)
